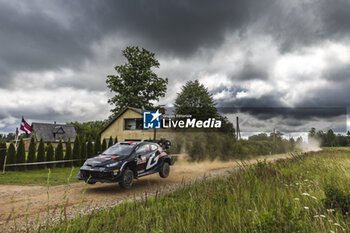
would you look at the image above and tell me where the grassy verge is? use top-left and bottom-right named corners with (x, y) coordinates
top-left (322, 146), bottom-right (350, 151)
top-left (47, 150), bottom-right (350, 232)
top-left (0, 167), bottom-right (81, 186)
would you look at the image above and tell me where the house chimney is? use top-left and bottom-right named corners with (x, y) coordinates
top-left (159, 105), bottom-right (166, 114)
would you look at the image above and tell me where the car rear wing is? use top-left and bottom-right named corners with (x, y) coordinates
top-left (144, 138), bottom-right (171, 150)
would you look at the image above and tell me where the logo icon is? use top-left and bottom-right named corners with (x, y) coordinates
top-left (143, 110), bottom-right (161, 129)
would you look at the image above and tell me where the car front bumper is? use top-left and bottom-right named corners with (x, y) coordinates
top-left (77, 167), bottom-right (122, 183)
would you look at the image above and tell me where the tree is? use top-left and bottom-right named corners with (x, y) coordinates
top-left (87, 136), bottom-right (94, 158)
top-left (46, 143), bottom-right (54, 168)
top-left (101, 138), bottom-right (107, 152)
top-left (108, 136), bottom-right (114, 148)
top-left (65, 138), bottom-right (73, 167)
top-left (70, 121), bottom-right (107, 141)
top-left (174, 80), bottom-right (235, 135)
top-left (106, 46), bottom-right (168, 116)
top-left (0, 139), bottom-right (6, 170)
top-left (16, 137), bottom-right (26, 171)
top-left (7, 143), bottom-right (16, 171)
top-left (27, 136), bottom-right (36, 170)
top-left (325, 129), bottom-right (336, 147)
top-left (37, 138), bottom-right (46, 169)
top-left (73, 136), bottom-right (81, 166)
top-left (55, 139), bottom-right (64, 168)
top-left (174, 80), bottom-right (217, 120)
top-left (94, 134), bottom-right (101, 155)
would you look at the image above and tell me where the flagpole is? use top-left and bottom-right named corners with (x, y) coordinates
top-left (15, 126), bottom-right (19, 148)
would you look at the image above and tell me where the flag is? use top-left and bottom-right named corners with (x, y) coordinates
top-left (20, 117), bottom-right (33, 135)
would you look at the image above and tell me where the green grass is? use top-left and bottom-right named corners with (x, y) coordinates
top-left (0, 167), bottom-right (81, 186)
top-left (47, 151), bottom-right (350, 232)
top-left (322, 146), bottom-right (350, 151)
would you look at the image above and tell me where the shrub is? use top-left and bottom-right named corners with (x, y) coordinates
top-left (108, 136), bottom-right (114, 148)
top-left (80, 136), bottom-right (87, 163)
top-left (73, 136), bottom-right (81, 166)
top-left (16, 137), bottom-right (26, 171)
top-left (37, 138), bottom-right (46, 169)
top-left (55, 139), bottom-right (64, 168)
top-left (46, 143), bottom-right (55, 168)
top-left (0, 139), bottom-right (6, 170)
top-left (6, 142), bottom-right (16, 171)
top-left (87, 136), bottom-right (94, 158)
top-left (65, 138), bottom-right (73, 167)
top-left (101, 138), bottom-right (107, 152)
top-left (94, 134), bottom-right (101, 155)
top-left (27, 136), bottom-right (36, 169)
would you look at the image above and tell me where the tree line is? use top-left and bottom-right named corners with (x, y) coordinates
top-left (308, 128), bottom-right (350, 147)
top-left (0, 135), bottom-right (118, 171)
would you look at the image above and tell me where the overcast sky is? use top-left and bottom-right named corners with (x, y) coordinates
top-left (1, 0), bottom-right (350, 134)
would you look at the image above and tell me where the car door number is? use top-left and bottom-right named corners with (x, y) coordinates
top-left (146, 153), bottom-right (159, 170)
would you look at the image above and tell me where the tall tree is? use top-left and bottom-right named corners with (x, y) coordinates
top-left (325, 129), bottom-right (336, 147)
top-left (101, 138), bottom-right (107, 152)
top-left (7, 142), bottom-right (16, 171)
top-left (65, 138), bottom-right (73, 167)
top-left (174, 80), bottom-right (234, 135)
top-left (27, 136), bottom-right (36, 170)
top-left (87, 136), bottom-right (93, 158)
top-left (46, 143), bottom-right (54, 168)
top-left (16, 137), bottom-right (26, 171)
top-left (94, 134), bottom-right (101, 155)
top-left (0, 139), bottom-right (6, 170)
top-left (108, 136), bottom-right (114, 148)
top-left (55, 139), bottom-right (64, 168)
top-left (106, 46), bottom-right (168, 116)
top-left (175, 80), bottom-right (217, 119)
top-left (37, 138), bottom-right (46, 169)
top-left (73, 136), bottom-right (81, 166)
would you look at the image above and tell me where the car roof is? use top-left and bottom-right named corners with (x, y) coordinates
top-left (119, 141), bottom-right (158, 147)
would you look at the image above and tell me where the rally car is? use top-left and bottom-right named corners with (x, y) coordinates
top-left (77, 139), bottom-right (173, 189)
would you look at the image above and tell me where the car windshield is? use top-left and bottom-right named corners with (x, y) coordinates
top-left (102, 144), bottom-right (135, 156)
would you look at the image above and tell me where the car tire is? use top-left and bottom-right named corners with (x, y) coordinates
top-left (119, 168), bottom-right (134, 189)
top-left (159, 162), bottom-right (170, 178)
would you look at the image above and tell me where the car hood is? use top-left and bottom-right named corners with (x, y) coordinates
top-left (85, 155), bottom-right (127, 167)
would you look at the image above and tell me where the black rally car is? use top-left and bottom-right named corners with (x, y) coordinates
top-left (77, 139), bottom-right (174, 189)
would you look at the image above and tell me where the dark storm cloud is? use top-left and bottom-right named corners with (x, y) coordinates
top-left (0, 3), bottom-right (98, 87)
top-left (233, 62), bottom-right (268, 81)
top-left (219, 107), bottom-right (347, 121)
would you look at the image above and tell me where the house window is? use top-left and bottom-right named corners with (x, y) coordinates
top-left (124, 118), bottom-right (143, 130)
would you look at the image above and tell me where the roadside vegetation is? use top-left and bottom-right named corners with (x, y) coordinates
top-left (0, 167), bottom-right (80, 186)
top-left (169, 131), bottom-right (298, 161)
top-left (44, 149), bottom-right (350, 232)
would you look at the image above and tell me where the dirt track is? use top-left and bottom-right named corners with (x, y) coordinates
top-left (0, 154), bottom-right (290, 232)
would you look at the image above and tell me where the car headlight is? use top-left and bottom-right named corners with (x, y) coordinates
top-left (106, 161), bottom-right (119, 167)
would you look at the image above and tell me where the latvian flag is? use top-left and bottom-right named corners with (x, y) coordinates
top-left (20, 117), bottom-right (33, 135)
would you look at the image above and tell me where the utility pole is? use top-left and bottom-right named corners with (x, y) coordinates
top-left (236, 116), bottom-right (241, 141)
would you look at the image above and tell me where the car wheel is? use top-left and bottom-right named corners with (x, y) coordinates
top-left (159, 162), bottom-right (170, 178)
top-left (119, 168), bottom-right (134, 189)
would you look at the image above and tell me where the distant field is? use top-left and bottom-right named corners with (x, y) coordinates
top-left (322, 146), bottom-right (350, 151)
top-left (48, 150), bottom-right (350, 232)
top-left (0, 167), bottom-right (81, 186)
